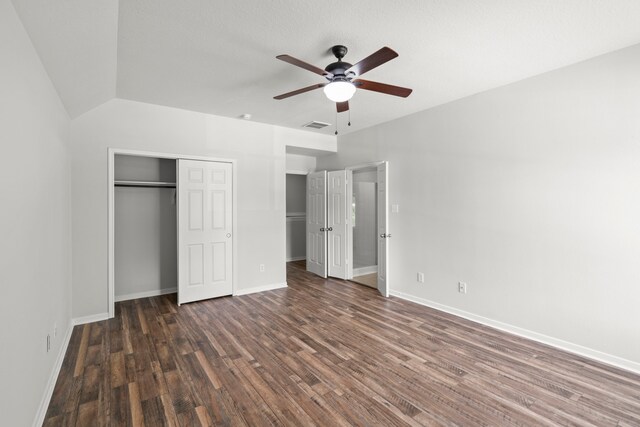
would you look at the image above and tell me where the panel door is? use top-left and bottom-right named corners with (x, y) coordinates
top-left (377, 162), bottom-right (389, 297)
top-left (306, 171), bottom-right (327, 278)
top-left (178, 159), bottom-right (233, 304)
top-left (327, 170), bottom-right (348, 279)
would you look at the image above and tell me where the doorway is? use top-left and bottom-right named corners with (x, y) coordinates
top-left (350, 166), bottom-right (378, 288)
top-left (304, 161), bottom-right (390, 296)
top-left (346, 161), bottom-right (388, 296)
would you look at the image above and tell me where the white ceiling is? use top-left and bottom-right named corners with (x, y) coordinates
top-left (12, 0), bottom-right (640, 135)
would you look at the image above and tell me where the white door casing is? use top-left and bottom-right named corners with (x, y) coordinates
top-left (346, 170), bottom-right (354, 281)
top-left (327, 170), bottom-right (349, 280)
top-left (177, 159), bottom-right (233, 304)
top-left (377, 162), bottom-right (389, 297)
top-left (306, 171), bottom-right (327, 278)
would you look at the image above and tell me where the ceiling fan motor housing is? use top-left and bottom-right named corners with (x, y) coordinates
top-left (325, 62), bottom-right (353, 79)
top-left (325, 45), bottom-right (355, 81)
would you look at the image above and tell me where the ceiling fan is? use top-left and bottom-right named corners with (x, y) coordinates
top-left (274, 45), bottom-right (412, 113)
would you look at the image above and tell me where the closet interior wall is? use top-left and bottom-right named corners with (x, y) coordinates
top-left (286, 174), bottom-right (306, 262)
top-left (114, 155), bottom-right (177, 301)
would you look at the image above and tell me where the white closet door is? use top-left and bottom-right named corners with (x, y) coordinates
top-left (177, 160), bottom-right (233, 304)
top-left (377, 162), bottom-right (389, 297)
top-left (306, 171), bottom-right (327, 278)
top-left (327, 170), bottom-right (348, 279)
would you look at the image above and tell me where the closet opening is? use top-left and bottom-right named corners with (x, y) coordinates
top-left (346, 161), bottom-right (389, 296)
top-left (114, 155), bottom-right (177, 303)
top-left (286, 173), bottom-right (307, 269)
top-left (108, 149), bottom-right (238, 318)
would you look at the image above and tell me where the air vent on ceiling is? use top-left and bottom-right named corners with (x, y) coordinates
top-left (302, 121), bottom-right (331, 129)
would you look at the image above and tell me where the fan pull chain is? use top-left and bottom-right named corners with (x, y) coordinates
top-left (348, 109), bottom-right (351, 127)
top-left (335, 109), bottom-right (338, 135)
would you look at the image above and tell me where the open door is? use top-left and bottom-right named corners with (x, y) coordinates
top-left (327, 170), bottom-right (349, 279)
top-left (177, 159), bottom-right (233, 304)
top-left (377, 162), bottom-right (389, 296)
top-left (306, 171), bottom-right (327, 278)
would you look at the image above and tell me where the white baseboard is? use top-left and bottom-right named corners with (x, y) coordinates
top-left (33, 319), bottom-right (74, 427)
top-left (72, 312), bottom-right (110, 325)
top-left (353, 265), bottom-right (377, 276)
top-left (390, 290), bottom-right (640, 375)
top-left (115, 287), bottom-right (177, 302)
top-left (286, 256), bottom-right (306, 262)
top-left (234, 282), bottom-right (288, 296)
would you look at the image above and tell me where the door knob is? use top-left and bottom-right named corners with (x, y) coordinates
top-left (226, 233), bottom-right (231, 238)
top-left (320, 227), bottom-right (325, 232)
top-left (380, 233), bottom-right (386, 238)
top-left (327, 227), bottom-right (333, 231)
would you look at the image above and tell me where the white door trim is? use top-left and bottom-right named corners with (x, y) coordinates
top-left (345, 161), bottom-right (387, 171)
top-left (376, 162), bottom-right (389, 297)
top-left (107, 148), bottom-right (237, 318)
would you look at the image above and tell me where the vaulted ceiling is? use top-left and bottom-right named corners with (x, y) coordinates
top-left (12, 0), bottom-right (640, 135)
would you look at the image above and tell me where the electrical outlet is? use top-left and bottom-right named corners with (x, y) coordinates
top-left (458, 282), bottom-right (467, 294)
top-left (46, 334), bottom-right (51, 353)
top-left (417, 272), bottom-right (424, 283)
top-left (259, 264), bottom-right (265, 272)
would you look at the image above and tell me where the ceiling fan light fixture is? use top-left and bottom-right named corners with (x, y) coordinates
top-left (323, 80), bottom-right (356, 102)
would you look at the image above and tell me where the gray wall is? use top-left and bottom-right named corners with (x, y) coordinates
top-left (0, 1), bottom-right (72, 425)
top-left (352, 169), bottom-right (378, 269)
top-left (353, 181), bottom-right (377, 268)
top-left (114, 156), bottom-right (177, 299)
top-left (114, 154), bottom-right (176, 182)
top-left (286, 174), bottom-right (307, 214)
top-left (319, 43), bottom-right (640, 369)
top-left (286, 174), bottom-right (306, 261)
top-left (286, 218), bottom-right (306, 261)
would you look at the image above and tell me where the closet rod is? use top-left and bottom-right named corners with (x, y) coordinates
top-left (114, 180), bottom-right (176, 188)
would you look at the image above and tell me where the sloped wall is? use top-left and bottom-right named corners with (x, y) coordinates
top-left (0, 1), bottom-right (72, 424)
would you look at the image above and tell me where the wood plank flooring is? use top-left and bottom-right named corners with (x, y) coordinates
top-left (351, 273), bottom-right (377, 289)
top-left (45, 261), bottom-right (640, 426)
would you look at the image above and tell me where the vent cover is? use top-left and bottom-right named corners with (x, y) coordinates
top-left (303, 121), bottom-right (331, 129)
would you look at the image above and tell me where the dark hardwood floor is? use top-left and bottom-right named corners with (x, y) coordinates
top-left (45, 261), bottom-right (640, 426)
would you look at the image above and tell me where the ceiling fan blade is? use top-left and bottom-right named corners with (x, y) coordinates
top-left (354, 79), bottom-right (412, 98)
top-left (274, 83), bottom-right (326, 100)
top-left (276, 54), bottom-right (331, 77)
top-left (346, 47), bottom-right (398, 76)
top-left (336, 101), bottom-right (349, 113)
